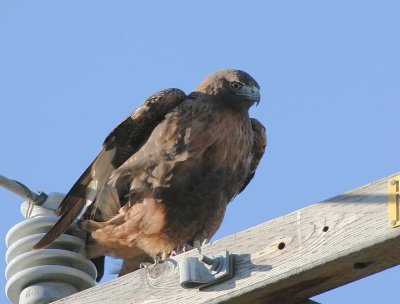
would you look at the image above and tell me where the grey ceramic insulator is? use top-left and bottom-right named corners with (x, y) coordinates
top-left (19, 282), bottom-right (78, 304)
top-left (5, 193), bottom-right (97, 304)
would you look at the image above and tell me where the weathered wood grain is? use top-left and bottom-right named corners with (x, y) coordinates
top-left (53, 172), bottom-right (400, 304)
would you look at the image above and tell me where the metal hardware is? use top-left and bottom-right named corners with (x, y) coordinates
top-left (179, 250), bottom-right (234, 289)
top-left (388, 175), bottom-right (400, 228)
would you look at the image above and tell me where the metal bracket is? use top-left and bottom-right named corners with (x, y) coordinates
top-left (388, 175), bottom-right (400, 228)
top-left (179, 250), bottom-right (234, 289)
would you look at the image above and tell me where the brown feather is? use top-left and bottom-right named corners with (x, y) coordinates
top-left (87, 73), bottom-right (259, 259)
top-left (239, 118), bottom-right (267, 193)
top-left (32, 88), bottom-right (187, 276)
top-left (33, 145), bottom-right (118, 249)
top-left (32, 201), bottom-right (85, 249)
top-left (32, 161), bottom-right (95, 249)
top-left (33, 70), bottom-right (266, 281)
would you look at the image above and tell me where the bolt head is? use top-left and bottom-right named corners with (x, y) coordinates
top-left (390, 180), bottom-right (396, 185)
top-left (390, 219), bottom-right (397, 226)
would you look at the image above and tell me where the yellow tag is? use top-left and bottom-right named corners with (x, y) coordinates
top-left (388, 175), bottom-right (400, 227)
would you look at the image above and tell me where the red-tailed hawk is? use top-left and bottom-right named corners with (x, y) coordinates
top-left (34, 69), bottom-right (267, 281)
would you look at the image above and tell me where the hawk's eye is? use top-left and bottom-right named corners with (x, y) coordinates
top-left (230, 82), bottom-right (243, 90)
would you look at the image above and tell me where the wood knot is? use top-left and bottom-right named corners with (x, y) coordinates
top-left (143, 259), bottom-right (177, 279)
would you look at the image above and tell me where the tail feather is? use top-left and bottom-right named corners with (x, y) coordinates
top-left (91, 256), bottom-right (105, 282)
top-left (33, 163), bottom-right (95, 249)
top-left (32, 196), bottom-right (87, 249)
top-left (34, 147), bottom-right (118, 249)
top-left (57, 162), bottom-right (94, 216)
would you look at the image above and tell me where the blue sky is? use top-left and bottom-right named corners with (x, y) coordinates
top-left (0, 1), bottom-right (399, 303)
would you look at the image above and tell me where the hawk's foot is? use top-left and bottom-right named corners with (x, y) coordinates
top-left (169, 239), bottom-right (209, 257)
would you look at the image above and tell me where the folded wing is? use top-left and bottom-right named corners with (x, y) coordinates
top-left (239, 118), bottom-right (267, 194)
top-left (33, 88), bottom-right (187, 250)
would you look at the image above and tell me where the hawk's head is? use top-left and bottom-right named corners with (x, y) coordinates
top-left (194, 69), bottom-right (260, 108)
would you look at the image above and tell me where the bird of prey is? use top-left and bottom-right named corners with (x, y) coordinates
top-left (33, 69), bottom-right (267, 281)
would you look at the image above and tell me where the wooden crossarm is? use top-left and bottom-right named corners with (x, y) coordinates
top-left (53, 172), bottom-right (400, 304)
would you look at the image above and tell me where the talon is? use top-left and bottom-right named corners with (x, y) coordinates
top-left (174, 242), bottom-right (194, 254)
top-left (182, 244), bottom-right (194, 252)
top-left (161, 251), bottom-right (169, 260)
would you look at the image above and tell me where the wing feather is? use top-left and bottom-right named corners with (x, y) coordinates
top-left (33, 88), bottom-right (187, 250)
top-left (238, 118), bottom-right (267, 193)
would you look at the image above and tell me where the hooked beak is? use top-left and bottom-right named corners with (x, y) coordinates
top-left (237, 85), bottom-right (260, 106)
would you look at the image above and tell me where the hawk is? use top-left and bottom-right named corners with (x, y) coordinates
top-left (34, 69), bottom-right (267, 281)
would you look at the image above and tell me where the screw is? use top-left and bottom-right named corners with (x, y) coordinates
top-left (200, 254), bottom-right (220, 271)
top-left (390, 220), bottom-right (397, 226)
top-left (390, 180), bottom-right (396, 186)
